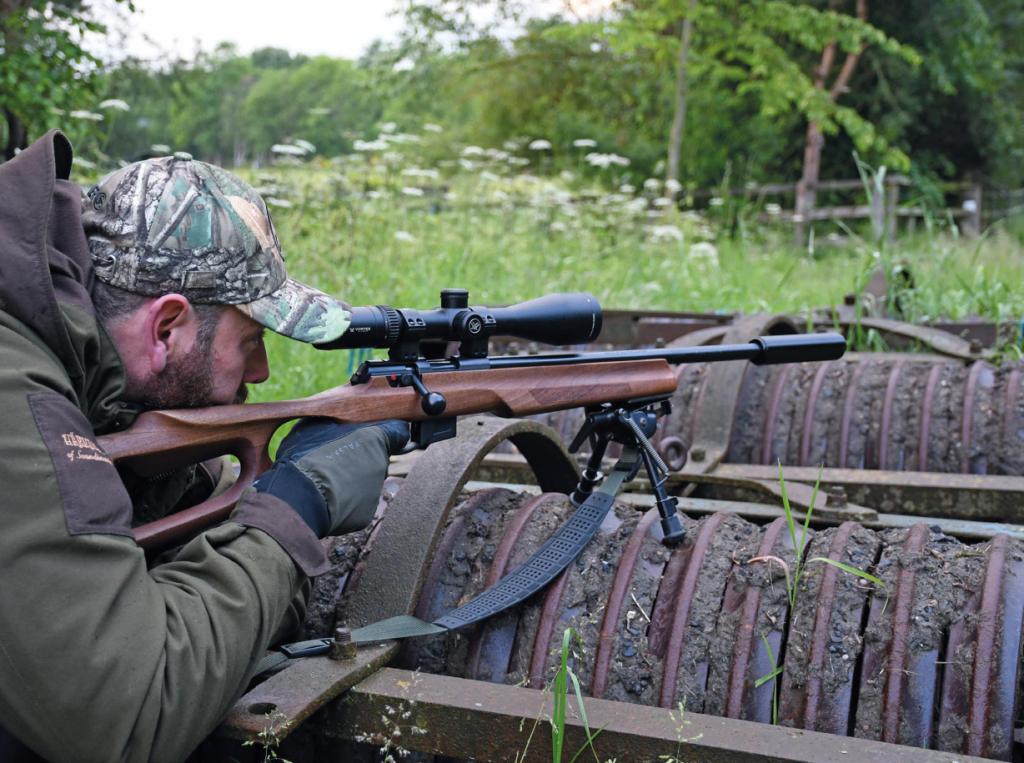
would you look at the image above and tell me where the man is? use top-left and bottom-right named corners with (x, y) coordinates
top-left (0, 130), bottom-right (403, 762)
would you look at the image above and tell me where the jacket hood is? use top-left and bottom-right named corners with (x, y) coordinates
top-left (0, 130), bottom-right (130, 429)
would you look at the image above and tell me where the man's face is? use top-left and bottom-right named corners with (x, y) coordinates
top-left (125, 307), bottom-right (270, 409)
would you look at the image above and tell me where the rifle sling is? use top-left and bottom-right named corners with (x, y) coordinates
top-left (268, 445), bottom-right (637, 667)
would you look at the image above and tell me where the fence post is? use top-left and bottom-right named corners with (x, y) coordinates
top-left (870, 180), bottom-right (886, 243)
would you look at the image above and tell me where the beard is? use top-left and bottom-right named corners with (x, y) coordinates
top-left (123, 351), bottom-right (248, 409)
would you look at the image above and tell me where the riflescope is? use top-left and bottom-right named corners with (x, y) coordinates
top-left (316, 289), bottom-right (603, 359)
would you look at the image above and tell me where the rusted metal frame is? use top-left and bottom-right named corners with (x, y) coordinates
top-left (324, 667), bottom-right (992, 763)
top-left (458, 480), bottom-right (1024, 542)
top-left (681, 314), bottom-right (798, 476)
top-left (457, 452), bottom-right (1024, 525)
top-left (345, 416), bottom-right (579, 630)
top-left (824, 317), bottom-right (985, 361)
top-left (687, 463), bottom-right (1024, 523)
top-left (218, 642), bottom-right (398, 740)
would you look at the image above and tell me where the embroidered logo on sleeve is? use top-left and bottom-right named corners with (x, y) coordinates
top-left (60, 431), bottom-right (113, 464)
top-left (29, 392), bottom-right (132, 536)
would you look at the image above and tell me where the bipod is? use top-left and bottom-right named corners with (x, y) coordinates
top-left (568, 397), bottom-right (686, 546)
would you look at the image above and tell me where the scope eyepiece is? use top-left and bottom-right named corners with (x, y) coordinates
top-left (315, 290), bottom-right (603, 357)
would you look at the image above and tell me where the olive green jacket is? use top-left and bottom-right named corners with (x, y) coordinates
top-left (0, 132), bottom-right (337, 762)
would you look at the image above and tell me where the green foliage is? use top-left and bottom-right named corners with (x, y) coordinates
top-left (0, 0), bottom-right (133, 154)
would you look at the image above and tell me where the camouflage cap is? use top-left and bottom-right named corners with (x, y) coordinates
top-left (81, 152), bottom-right (351, 344)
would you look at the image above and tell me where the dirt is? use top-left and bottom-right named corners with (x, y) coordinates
top-left (659, 513), bottom-right (759, 714)
top-left (702, 517), bottom-right (794, 721)
top-left (597, 514), bottom-right (684, 706)
top-left (777, 523), bottom-right (880, 734)
top-left (398, 487), bottom-right (522, 677)
top-left (852, 526), bottom-right (987, 749)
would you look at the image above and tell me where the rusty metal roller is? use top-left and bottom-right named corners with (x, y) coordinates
top-left (340, 490), bottom-right (1024, 760)
top-left (655, 354), bottom-right (1024, 474)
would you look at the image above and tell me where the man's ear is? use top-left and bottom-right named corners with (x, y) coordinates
top-left (143, 294), bottom-right (194, 374)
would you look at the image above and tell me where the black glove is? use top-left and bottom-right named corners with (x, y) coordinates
top-left (253, 418), bottom-right (410, 537)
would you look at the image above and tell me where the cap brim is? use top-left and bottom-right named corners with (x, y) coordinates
top-left (236, 278), bottom-right (352, 345)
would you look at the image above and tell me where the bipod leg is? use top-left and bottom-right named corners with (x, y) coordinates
top-left (612, 409), bottom-right (686, 546)
top-left (569, 430), bottom-right (612, 507)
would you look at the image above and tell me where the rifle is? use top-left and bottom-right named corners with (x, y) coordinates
top-left (99, 289), bottom-right (845, 552)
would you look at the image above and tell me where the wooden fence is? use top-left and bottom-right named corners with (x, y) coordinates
top-left (691, 175), bottom-right (987, 243)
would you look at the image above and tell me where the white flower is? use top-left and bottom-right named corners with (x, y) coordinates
top-left (423, 123), bottom-right (443, 133)
top-left (401, 187), bottom-right (425, 197)
top-left (394, 230), bottom-right (416, 243)
top-left (507, 157), bottom-right (531, 166)
top-left (69, 110), bottom-right (103, 121)
top-left (459, 158), bottom-right (476, 171)
top-left (392, 58), bottom-right (415, 72)
top-left (266, 197), bottom-right (293, 208)
top-left (491, 190), bottom-right (510, 202)
top-left (308, 107), bottom-right (331, 116)
top-left (272, 143), bottom-right (307, 156)
top-left (643, 178), bottom-right (662, 191)
top-left (382, 152), bottom-right (403, 164)
top-left (689, 241), bottom-right (719, 264)
top-left (150, 144), bottom-right (171, 154)
top-left (367, 190), bottom-right (386, 200)
top-left (98, 99), bottom-right (130, 111)
top-left (402, 167), bottom-right (440, 180)
top-left (354, 139), bottom-right (388, 151)
top-left (619, 184), bottom-right (635, 194)
top-left (479, 171), bottom-right (501, 182)
top-left (293, 138), bottom-right (317, 154)
top-left (528, 139), bottom-right (552, 150)
top-left (385, 133), bottom-right (421, 144)
top-left (650, 225), bottom-right (684, 242)
top-left (461, 145), bottom-right (485, 157)
top-left (653, 197), bottom-right (673, 208)
top-left (573, 138), bottom-right (597, 148)
top-left (584, 152), bottom-right (630, 168)
top-left (665, 178), bottom-right (683, 194)
top-left (485, 148), bottom-right (509, 161)
top-left (380, 122), bottom-right (397, 133)
top-left (550, 221), bottom-right (568, 233)
top-left (560, 170), bottom-right (575, 182)
top-left (709, 197), bottom-right (725, 207)
top-left (765, 203), bottom-right (782, 216)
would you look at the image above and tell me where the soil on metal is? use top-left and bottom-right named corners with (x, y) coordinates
top-left (852, 526), bottom-right (987, 750)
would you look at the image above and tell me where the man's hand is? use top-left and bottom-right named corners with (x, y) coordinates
top-left (253, 418), bottom-right (410, 537)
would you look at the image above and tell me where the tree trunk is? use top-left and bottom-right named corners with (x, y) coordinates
top-left (666, 0), bottom-right (698, 193)
top-left (794, 0), bottom-right (867, 246)
top-left (3, 109), bottom-right (27, 161)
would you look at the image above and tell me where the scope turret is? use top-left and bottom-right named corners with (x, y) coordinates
top-left (315, 290), bottom-right (603, 360)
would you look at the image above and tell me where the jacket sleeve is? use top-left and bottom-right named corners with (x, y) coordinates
top-left (0, 320), bottom-right (328, 763)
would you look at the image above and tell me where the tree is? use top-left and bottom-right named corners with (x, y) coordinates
top-left (0, 0), bottom-right (133, 159)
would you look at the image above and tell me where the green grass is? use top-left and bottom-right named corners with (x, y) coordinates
top-left (226, 162), bottom-right (1024, 403)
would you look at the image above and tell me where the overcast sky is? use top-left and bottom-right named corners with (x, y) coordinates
top-left (93, 0), bottom-right (596, 63)
top-left (94, 1), bottom-right (410, 62)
